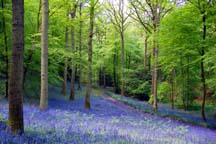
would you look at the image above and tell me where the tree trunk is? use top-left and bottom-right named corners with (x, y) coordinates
top-left (40, 0), bottom-right (49, 110)
top-left (120, 32), bottom-right (125, 96)
top-left (62, 27), bottom-right (68, 95)
top-left (170, 71), bottom-right (175, 109)
top-left (186, 56), bottom-right (190, 110)
top-left (70, 25), bottom-right (75, 100)
top-left (113, 51), bottom-right (118, 93)
top-left (144, 36), bottom-right (148, 72)
top-left (151, 45), bottom-right (155, 104)
top-left (152, 8), bottom-right (160, 110)
top-left (201, 14), bottom-right (207, 122)
top-left (103, 67), bottom-right (106, 88)
top-left (152, 46), bottom-right (158, 110)
top-left (69, 5), bottom-right (77, 101)
top-left (85, 3), bottom-right (95, 109)
top-left (1, 0), bottom-right (9, 99)
top-left (171, 81), bottom-right (174, 109)
top-left (78, 2), bottom-right (82, 90)
top-left (9, 0), bottom-right (24, 134)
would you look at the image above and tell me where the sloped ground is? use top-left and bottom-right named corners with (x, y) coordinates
top-left (106, 91), bottom-right (216, 129)
top-left (0, 86), bottom-right (216, 144)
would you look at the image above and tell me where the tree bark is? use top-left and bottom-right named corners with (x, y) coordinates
top-left (201, 14), bottom-right (207, 122)
top-left (40, 0), bottom-right (49, 110)
top-left (62, 27), bottom-right (68, 95)
top-left (85, 2), bottom-right (95, 109)
top-left (78, 2), bottom-right (82, 90)
top-left (144, 36), bottom-right (148, 72)
top-left (9, 0), bottom-right (24, 134)
top-left (152, 6), bottom-right (160, 110)
top-left (70, 25), bottom-right (75, 100)
top-left (170, 69), bottom-right (175, 109)
top-left (120, 32), bottom-right (125, 96)
top-left (152, 46), bottom-right (158, 110)
top-left (113, 51), bottom-right (118, 93)
top-left (69, 5), bottom-right (77, 101)
top-left (103, 67), bottom-right (106, 88)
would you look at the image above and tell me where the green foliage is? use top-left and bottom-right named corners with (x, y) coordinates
top-left (159, 4), bottom-right (203, 108)
top-left (157, 82), bottom-right (170, 103)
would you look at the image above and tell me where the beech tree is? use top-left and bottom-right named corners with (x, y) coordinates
top-left (9, 0), bottom-right (24, 134)
top-left (129, 0), bottom-right (174, 110)
top-left (106, 0), bottom-right (130, 96)
top-left (69, 2), bottom-right (77, 100)
top-left (188, 0), bottom-right (214, 121)
top-left (62, 13), bottom-right (69, 95)
top-left (78, 1), bottom-right (83, 90)
top-left (85, 0), bottom-right (99, 109)
top-left (40, 0), bottom-right (49, 110)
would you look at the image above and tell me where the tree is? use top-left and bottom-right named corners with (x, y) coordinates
top-left (78, 2), bottom-right (83, 90)
top-left (129, 0), bottom-right (174, 110)
top-left (106, 0), bottom-right (130, 96)
top-left (188, 0), bottom-right (214, 122)
top-left (40, 0), bottom-right (49, 110)
top-left (69, 2), bottom-right (77, 100)
top-left (85, 0), bottom-right (99, 109)
top-left (9, 0), bottom-right (24, 134)
top-left (62, 13), bottom-right (69, 95)
top-left (159, 3), bottom-right (202, 110)
top-left (129, 0), bottom-right (152, 72)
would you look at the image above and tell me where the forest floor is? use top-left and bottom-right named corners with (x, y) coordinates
top-left (104, 90), bottom-right (216, 130)
top-left (0, 85), bottom-right (216, 144)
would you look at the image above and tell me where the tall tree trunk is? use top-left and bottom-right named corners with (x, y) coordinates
top-left (78, 2), bottom-right (82, 90)
top-left (144, 36), bottom-right (148, 72)
top-left (62, 27), bottom-right (68, 95)
top-left (170, 69), bottom-right (175, 109)
top-left (1, 0), bottom-right (9, 99)
top-left (9, 0), bottom-right (24, 134)
top-left (70, 24), bottom-right (75, 100)
top-left (98, 67), bottom-right (102, 86)
top-left (152, 46), bottom-right (158, 110)
top-left (152, 27), bottom-right (158, 109)
top-left (113, 51), bottom-right (118, 93)
top-left (69, 5), bottom-right (77, 101)
top-left (103, 67), bottom-right (106, 88)
top-left (152, 8), bottom-right (160, 110)
top-left (120, 32), bottom-right (125, 96)
top-left (85, 3), bottom-right (95, 109)
top-left (151, 44), bottom-right (155, 105)
top-left (171, 79), bottom-right (174, 109)
top-left (40, 0), bottom-right (49, 110)
top-left (201, 14), bottom-right (207, 122)
top-left (186, 56), bottom-right (190, 110)
top-left (180, 57), bottom-right (186, 110)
